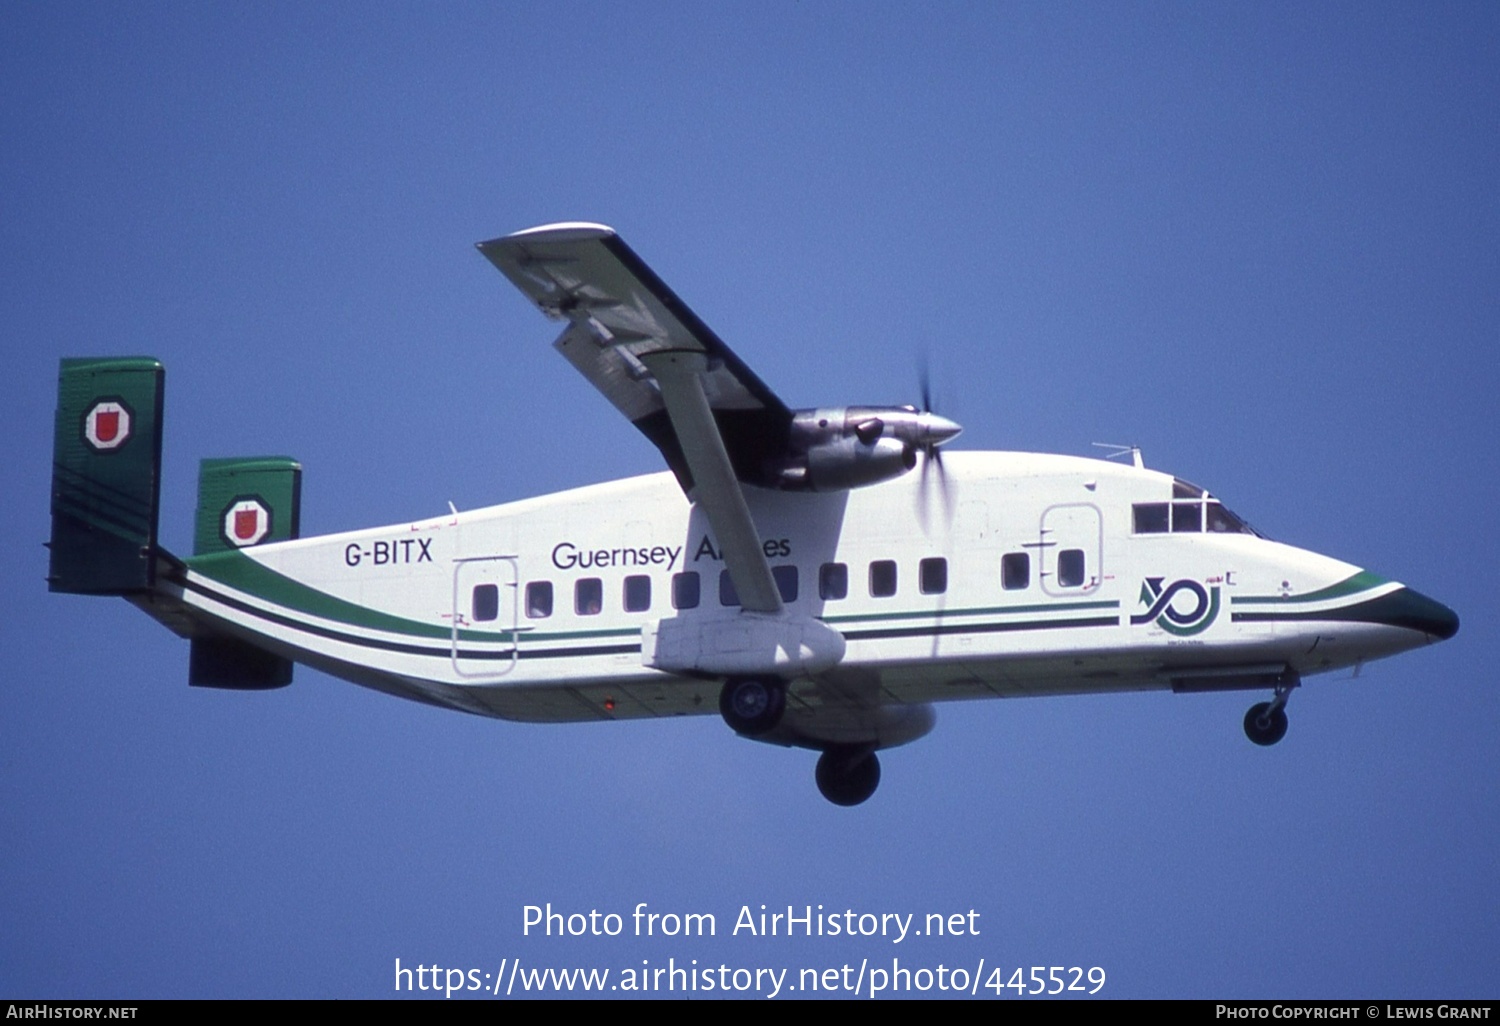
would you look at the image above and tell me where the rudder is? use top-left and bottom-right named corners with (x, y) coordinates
top-left (48, 357), bottom-right (165, 594)
top-left (189, 456), bottom-right (302, 689)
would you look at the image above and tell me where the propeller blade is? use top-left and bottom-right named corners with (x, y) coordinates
top-left (914, 357), bottom-right (956, 533)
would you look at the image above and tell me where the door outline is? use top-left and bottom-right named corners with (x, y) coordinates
top-left (1038, 503), bottom-right (1103, 597)
top-left (451, 555), bottom-right (522, 679)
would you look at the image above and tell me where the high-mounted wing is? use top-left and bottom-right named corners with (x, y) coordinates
top-left (479, 223), bottom-right (787, 613)
top-left (476, 223), bottom-right (792, 493)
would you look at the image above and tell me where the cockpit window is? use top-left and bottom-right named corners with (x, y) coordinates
top-left (1135, 485), bottom-right (1261, 537)
top-left (1206, 503), bottom-right (1251, 534)
top-left (1172, 501), bottom-right (1203, 533)
top-left (1134, 503), bottom-right (1169, 534)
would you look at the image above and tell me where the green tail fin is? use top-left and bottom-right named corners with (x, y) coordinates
top-left (48, 357), bottom-right (165, 594)
top-left (189, 456), bottom-right (302, 689)
top-left (192, 456), bottom-right (302, 555)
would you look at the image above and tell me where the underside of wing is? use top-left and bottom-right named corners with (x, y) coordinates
top-left (477, 223), bottom-right (791, 491)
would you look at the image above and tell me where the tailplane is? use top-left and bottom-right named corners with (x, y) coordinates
top-left (49, 357), bottom-right (304, 690)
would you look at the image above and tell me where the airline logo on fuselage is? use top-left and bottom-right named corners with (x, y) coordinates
top-left (1131, 577), bottom-right (1221, 636)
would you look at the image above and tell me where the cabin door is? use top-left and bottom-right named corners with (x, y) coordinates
top-left (450, 555), bottom-right (519, 679)
top-left (1039, 503), bottom-right (1103, 596)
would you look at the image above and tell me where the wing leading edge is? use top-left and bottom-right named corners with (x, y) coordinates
top-left (476, 223), bottom-right (791, 494)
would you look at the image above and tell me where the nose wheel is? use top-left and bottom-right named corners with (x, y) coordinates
top-left (1243, 672), bottom-right (1298, 746)
top-left (1243, 702), bottom-right (1289, 746)
top-left (719, 677), bottom-right (786, 736)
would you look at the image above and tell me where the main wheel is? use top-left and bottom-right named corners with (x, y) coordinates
top-left (719, 677), bottom-right (786, 736)
top-left (1244, 702), bottom-right (1289, 746)
top-left (815, 747), bottom-right (881, 806)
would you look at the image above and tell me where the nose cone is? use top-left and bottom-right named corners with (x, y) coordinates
top-left (1377, 587), bottom-right (1460, 641)
top-left (918, 413), bottom-right (962, 447)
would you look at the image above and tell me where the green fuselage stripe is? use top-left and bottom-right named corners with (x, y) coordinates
top-left (820, 598), bottom-right (1118, 626)
top-left (187, 550), bottom-right (499, 641)
top-left (1229, 570), bottom-right (1390, 606)
top-left (189, 550), bottom-right (1128, 646)
top-left (181, 554), bottom-right (1131, 669)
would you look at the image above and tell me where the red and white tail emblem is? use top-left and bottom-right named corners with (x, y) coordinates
top-left (83, 401), bottom-right (132, 451)
top-left (223, 498), bottom-right (272, 547)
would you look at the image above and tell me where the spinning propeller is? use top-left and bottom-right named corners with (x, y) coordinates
top-left (914, 362), bottom-right (961, 532)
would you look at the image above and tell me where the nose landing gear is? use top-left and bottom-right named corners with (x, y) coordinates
top-left (1244, 672), bottom-right (1299, 746)
top-left (1243, 702), bottom-right (1289, 745)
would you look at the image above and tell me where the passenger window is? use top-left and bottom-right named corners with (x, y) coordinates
top-left (719, 569), bottom-right (739, 607)
top-left (1002, 552), bottom-right (1030, 590)
top-left (472, 583), bottom-right (499, 622)
top-left (1172, 501), bottom-right (1203, 533)
top-left (919, 557), bottom-right (947, 595)
top-left (1133, 503), bottom-right (1169, 534)
top-left (819, 562), bottom-right (848, 600)
top-left (575, 577), bottom-right (603, 616)
top-left (524, 581), bottom-right (552, 619)
top-left (1057, 549), bottom-right (1086, 588)
top-left (672, 571), bottom-right (700, 610)
top-left (773, 565), bottom-right (798, 603)
top-left (623, 575), bottom-right (651, 613)
top-left (869, 560), bottom-right (897, 598)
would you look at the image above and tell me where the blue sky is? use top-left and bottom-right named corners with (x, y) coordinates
top-left (3, 2), bottom-right (1496, 999)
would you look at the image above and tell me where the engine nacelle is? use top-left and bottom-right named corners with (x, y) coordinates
top-left (798, 434), bottom-right (914, 491)
top-left (773, 406), bottom-right (958, 492)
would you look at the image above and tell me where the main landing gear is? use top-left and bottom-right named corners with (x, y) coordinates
top-left (717, 679), bottom-right (883, 806)
top-left (815, 745), bottom-right (881, 806)
top-left (718, 677), bottom-right (786, 736)
top-left (1243, 673), bottom-right (1300, 746)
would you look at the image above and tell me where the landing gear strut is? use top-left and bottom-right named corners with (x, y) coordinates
top-left (1244, 673), bottom-right (1299, 746)
top-left (719, 677), bottom-right (786, 736)
top-left (815, 745), bottom-right (881, 806)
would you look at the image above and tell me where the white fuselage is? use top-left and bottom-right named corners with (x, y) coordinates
top-left (166, 451), bottom-right (1434, 742)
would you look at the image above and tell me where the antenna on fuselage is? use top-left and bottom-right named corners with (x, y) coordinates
top-left (1092, 442), bottom-right (1144, 469)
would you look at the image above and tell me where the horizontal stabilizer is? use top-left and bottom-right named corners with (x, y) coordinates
top-left (189, 634), bottom-right (293, 690)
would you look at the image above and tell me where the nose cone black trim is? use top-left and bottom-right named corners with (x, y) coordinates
top-left (1383, 587), bottom-right (1460, 640)
top-left (1231, 585), bottom-right (1458, 641)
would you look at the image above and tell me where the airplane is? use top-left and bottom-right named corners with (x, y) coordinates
top-left (48, 222), bottom-right (1459, 806)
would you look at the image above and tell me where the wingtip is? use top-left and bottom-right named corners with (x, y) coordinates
top-left (509, 221), bottom-right (616, 241)
top-left (476, 221), bottom-right (617, 253)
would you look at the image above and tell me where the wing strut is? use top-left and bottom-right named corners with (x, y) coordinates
top-left (642, 350), bottom-right (783, 615)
